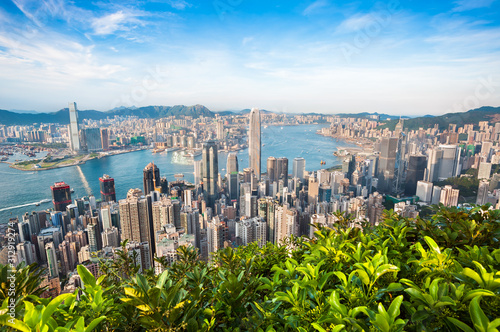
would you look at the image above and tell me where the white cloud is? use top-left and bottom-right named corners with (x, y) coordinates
top-left (0, 31), bottom-right (124, 81)
top-left (91, 11), bottom-right (144, 35)
top-left (11, 0), bottom-right (92, 28)
top-left (242, 36), bottom-right (254, 46)
top-left (303, 0), bottom-right (329, 16)
top-left (335, 14), bottom-right (375, 33)
top-left (11, 0), bottom-right (42, 26)
top-left (453, 0), bottom-right (496, 12)
top-left (165, 0), bottom-right (192, 10)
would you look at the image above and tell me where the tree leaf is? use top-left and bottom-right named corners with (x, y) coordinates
top-left (77, 265), bottom-right (96, 289)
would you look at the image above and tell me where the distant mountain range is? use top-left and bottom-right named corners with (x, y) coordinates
top-left (215, 109), bottom-right (274, 116)
top-left (0, 105), bottom-right (214, 126)
top-left (379, 106), bottom-right (500, 131)
top-left (335, 112), bottom-right (413, 121)
top-left (1, 104), bottom-right (499, 128)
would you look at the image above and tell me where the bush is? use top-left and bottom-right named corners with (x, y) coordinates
top-left (1, 205), bottom-right (499, 331)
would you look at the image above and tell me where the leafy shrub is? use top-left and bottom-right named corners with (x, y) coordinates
top-left (1, 205), bottom-right (499, 331)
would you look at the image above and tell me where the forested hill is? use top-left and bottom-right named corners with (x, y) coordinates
top-left (0, 104), bottom-right (214, 126)
top-left (379, 106), bottom-right (500, 131)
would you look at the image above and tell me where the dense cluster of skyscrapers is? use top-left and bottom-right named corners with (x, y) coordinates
top-left (2, 103), bottom-right (500, 299)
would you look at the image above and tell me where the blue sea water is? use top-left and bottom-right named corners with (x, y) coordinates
top-left (0, 124), bottom-right (356, 222)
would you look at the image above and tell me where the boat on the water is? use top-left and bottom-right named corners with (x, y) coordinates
top-left (152, 148), bottom-right (165, 153)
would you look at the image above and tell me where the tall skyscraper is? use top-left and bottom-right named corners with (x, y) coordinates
top-left (51, 182), bottom-right (72, 212)
top-left (235, 217), bottom-right (267, 248)
top-left (45, 242), bottom-right (59, 278)
top-left (405, 155), bottom-right (427, 196)
top-left (377, 137), bottom-right (399, 193)
top-left (100, 174), bottom-right (116, 202)
top-left (277, 157), bottom-right (289, 185)
top-left (100, 128), bottom-right (109, 151)
top-left (143, 162), bottom-right (161, 195)
top-left (227, 153), bottom-right (239, 173)
top-left (292, 157), bottom-right (306, 181)
top-left (426, 145), bottom-right (461, 182)
top-left (193, 160), bottom-right (202, 186)
top-left (476, 180), bottom-right (490, 205)
top-left (439, 185), bottom-right (459, 207)
top-left (84, 128), bottom-right (102, 152)
top-left (68, 102), bottom-right (81, 151)
top-left (267, 157), bottom-right (277, 182)
top-left (202, 140), bottom-right (218, 207)
top-left (118, 189), bottom-right (155, 260)
top-left (87, 217), bottom-right (103, 253)
top-left (217, 121), bottom-right (224, 140)
top-left (249, 108), bottom-right (261, 180)
top-left (207, 217), bottom-right (227, 257)
top-left (478, 162), bottom-right (492, 179)
top-left (227, 153), bottom-right (239, 201)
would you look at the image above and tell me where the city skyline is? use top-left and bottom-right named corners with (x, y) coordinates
top-left (3, 103), bottom-right (500, 304)
top-left (0, 0), bottom-right (499, 115)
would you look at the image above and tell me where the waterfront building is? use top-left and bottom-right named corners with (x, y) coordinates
top-left (68, 102), bottom-right (81, 151)
top-left (143, 162), bottom-right (161, 195)
top-left (84, 128), bottom-right (102, 152)
top-left (100, 174), bottom-right (116, 202)
top-left (100, 128), bottom-right (109, 151)
top-left (51, 182), bottom-right (72, 212)
top-left (249, 108), bottom-right (261, 180)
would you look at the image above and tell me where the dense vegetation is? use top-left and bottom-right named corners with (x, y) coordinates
top-left (1, 204), bottom-right (500, 331)
top-left (435, 176), bottom-right (479, 198)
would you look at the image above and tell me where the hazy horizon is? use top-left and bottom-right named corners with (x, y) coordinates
top-left (3, 104), bottom-right (500, 118)
top-left (1, 0), bottom-right (499, 115)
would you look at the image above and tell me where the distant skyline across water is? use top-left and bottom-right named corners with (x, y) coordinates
top-left (0, 0), bottom-right (499, 115)
top-left (0, 124), bottom-right (356, 223)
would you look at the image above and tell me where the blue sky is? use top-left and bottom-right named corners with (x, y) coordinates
top-left (0, 0), bottom-right (499, 115)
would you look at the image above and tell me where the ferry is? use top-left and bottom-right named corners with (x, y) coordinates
top-left (185, 150), bottom-right (202, 158)
top-left (152, 148), bottom-right (165, 154)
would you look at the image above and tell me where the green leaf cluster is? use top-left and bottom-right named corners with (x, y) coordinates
top-left (1, 204), bottom-right (500, 331)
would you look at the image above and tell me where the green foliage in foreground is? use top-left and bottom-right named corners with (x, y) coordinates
top-left (1, 204), bottom-right (500, 331)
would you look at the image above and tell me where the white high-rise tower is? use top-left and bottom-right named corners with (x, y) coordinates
top-left (68, 102), bottom-right (81, 151)
top-left (249, 108), bottom-right (261, 180)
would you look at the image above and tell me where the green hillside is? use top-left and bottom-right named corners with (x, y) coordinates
top-left (1, 205), bottom-right (499, 331)
top-left (0, 105), bottom-right (214, 126)
top-left (379, 106), bottom-right (500, 131)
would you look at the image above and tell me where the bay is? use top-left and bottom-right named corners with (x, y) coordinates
top-left (0, 124), bottom-right (356, 222)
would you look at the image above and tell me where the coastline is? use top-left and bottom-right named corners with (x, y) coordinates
top-left (316, 129), bottom-right (375, 153)
top-left (6, 147), bottom-right (148, 172)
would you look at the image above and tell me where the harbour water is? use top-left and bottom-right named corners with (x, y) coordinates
top-left (0, 124), bottom-right (356, 222)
